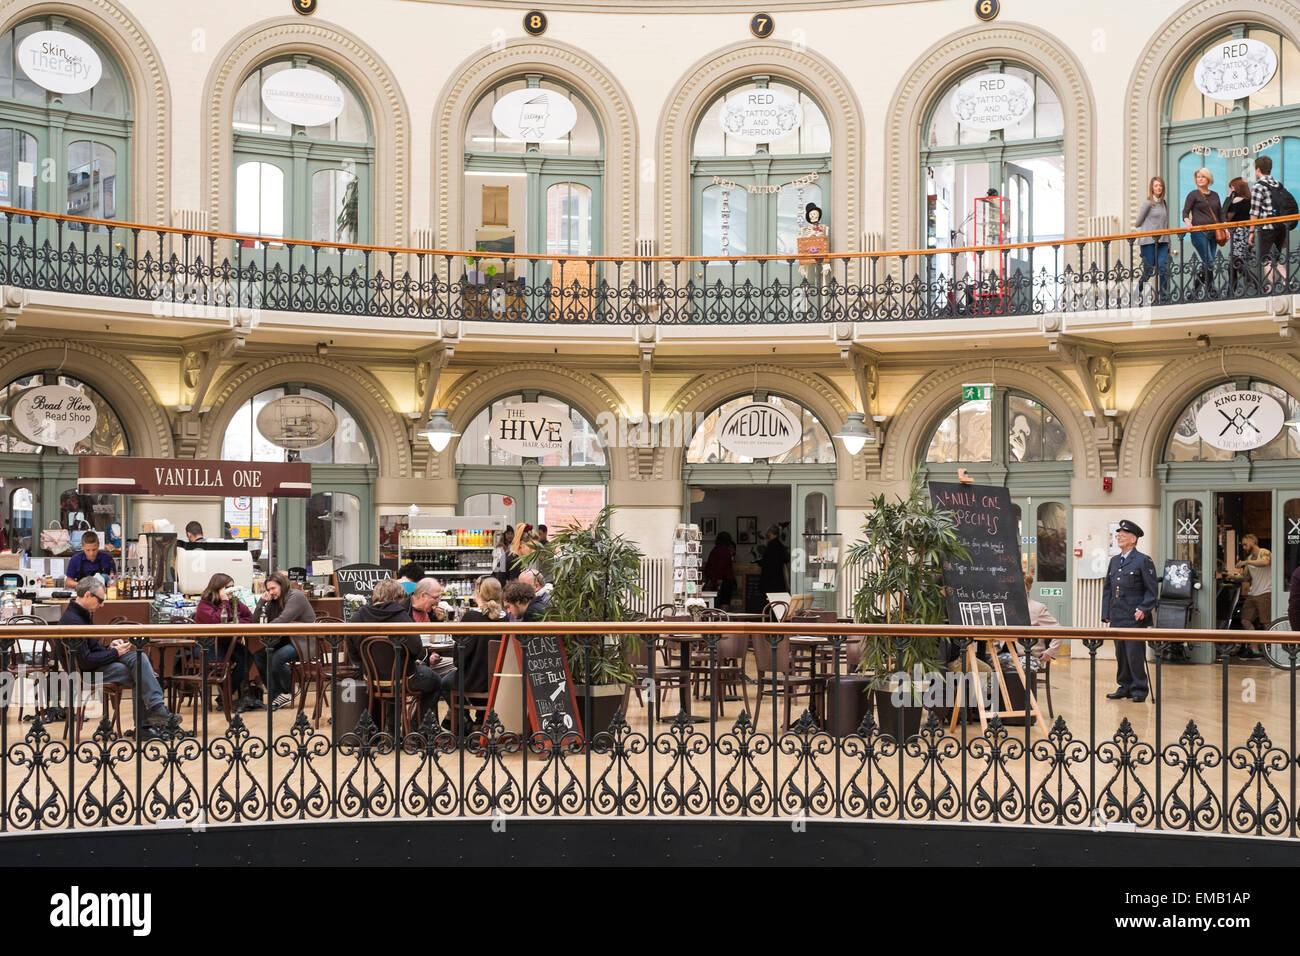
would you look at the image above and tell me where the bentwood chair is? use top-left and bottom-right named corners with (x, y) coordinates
top-left (751, 632), bottom-right (825, 731)
top-left (689, 630), bottom-right (751, 719)
top-left (448, 638), bottom-right (499, 735)
top-left (358, 636), bottom-right (423, 736)
top-left (59, 621), bottom-right (131, 741)
top-left (289, 617), bottom-right (349, 728)
top-left (5, 616), bottom-right (55, 722)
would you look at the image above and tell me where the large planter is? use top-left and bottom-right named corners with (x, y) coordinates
top-left (872, 687), bottom-right (925, 741)
top-left (825, 674), bottom-right (873, 737)
top-left (574, 683), bottom-right (626, 736)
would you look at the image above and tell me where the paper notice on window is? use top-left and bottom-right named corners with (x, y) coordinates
top-left (16, 161), bottom-right (34, 189)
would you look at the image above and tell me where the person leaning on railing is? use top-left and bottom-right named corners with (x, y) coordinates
top-left (1249, 154), bottom-right (1292, 291)
top-left (1134, 176), bottom-right (1171, 304)
top-left (1182, 167), bottom-right (1223, 298)
top-left (249, 570), bottom-right (315, 711)
top-left (62, 576), bottom-right (176, 729)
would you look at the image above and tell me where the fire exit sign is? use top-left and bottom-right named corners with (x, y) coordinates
top-left (962, 384), bottom-right (993, 401)
top-left (1039, 587), bottom-right (1063, 597)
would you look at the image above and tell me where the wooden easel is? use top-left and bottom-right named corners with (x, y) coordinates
top-left (947, 636), bottom-right (1049, 735)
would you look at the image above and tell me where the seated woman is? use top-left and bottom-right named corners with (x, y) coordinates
top-left (249, 570), bottom-right (316, 711)
top-left (445, 576), bottom-right (507, 729)
top-left (194, 572), bottom-right (255, 711)
top-left (350, 577), bottom-right (443, 722)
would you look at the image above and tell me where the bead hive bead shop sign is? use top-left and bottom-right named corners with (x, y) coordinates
top-left (950, 73), bottom-right (1034, 131)
top-left (490, 403), bottom-right (574, 457)
top-left (1194, 390), bottom-right (1284, 452)
top-left (78, 458), bottom-right (312, 497)
top-left (260, 68), bottom-right (346, 127)
top-left (16, 30), bottom-right (102, 94)
top-left (10, 386), bottom-right (97, 451)
top-left (717, 402), bottom-right (801, 459)
top-left (1194, 38), bottom-right (1277, 101)
top-left (719, 88), bottom-right (802, 144)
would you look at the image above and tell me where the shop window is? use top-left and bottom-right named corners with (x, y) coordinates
top-left (1008, 394), bottom-right (1071, 462)
top-left (0, 373), bottom-right (127, 456)
top-left (1163, 380), bottom-right (1300, 462)
top-left (60, 489), bottom-right (122, 556)
top-left (925, 399), bottom-right (993, 463)
top-left (8, 486), bottom-right (32, 551)
top-left (1285, 498), bottom-right (1300, 592)
top-left (65, 140), bottom-right (116, 221)
top-left (685, 394), bottom-right (834, 465)
top-left (307, 491), bottom-right (359, 567)
top-left (925, 391), bottom-right (1071, 464)
top-left (455, 393), bottom-right (605, 467)
top-left (1037, 502), bottom-right (1067, 582)
top-left (462, 493), bottom-right (518, 529)
top-left (219, 387), bottom-right (372, 464)
top-left (537, 485), bottom-right (605, 530)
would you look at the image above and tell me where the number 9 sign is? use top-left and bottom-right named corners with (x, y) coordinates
top-left (293, 0), bottom-right (317, 16)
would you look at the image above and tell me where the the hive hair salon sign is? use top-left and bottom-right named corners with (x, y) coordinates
top-left (717, 402), bottom-right (802, 459)
top-left (78, 457), bottom-right (312, 497)
top-left (256, 395), bottom-right (338, 451)
top-left (16, 30), bottom-right (102, 95)
top-left (1194, 390), bottom-right (1285, 452)
top-left (719, 88), bottom-right (803, 144)
top-left (950, 72), bottom-right (1035, 131)
top-left (260, 68), bottom-right (346, 127)
top-left (491, 88), bottom-right (578, 142)
top-left (490, 403), bottom-right (575, 457)
top-left (1194, 38), bottom-right (1278, 102)
top-left (10, 386), bottom-right (97, 451)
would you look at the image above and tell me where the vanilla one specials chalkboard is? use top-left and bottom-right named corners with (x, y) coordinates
top-left (929, 481), bottom-right (1030, 627)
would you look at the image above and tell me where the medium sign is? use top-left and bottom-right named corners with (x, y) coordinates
top-left (1194, 38), bottom-right (1278, 102)
top-left (16, 30), bottom-right (103, 95)
top-left (717, 402), bottom-right (801, 459)
top-left (78, 457), bottom-right (312, 497)
top-left (260, 68), bottom-right (346, 127)
top-left (491, 88), bottom-right (578, 142)
top-left (719, 88), bottom-right (802, 144)
top-left (256, 395), bottom-right (338, 451)
top-left (490, 402), bottom-right (574, 457)
top-left (10, 385), bottom-right (98, 451)
top-left (929, 481), bottom-right (1030, 627)
top-left (1194, 390), bottom-right (1284, 452)
top-left (950, 72), bottom-right (1034, 131)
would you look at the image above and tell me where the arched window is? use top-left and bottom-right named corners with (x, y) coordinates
top-left (1164, 379), bottom-right (1300, 462)
top-left (686, 394), bottom-right (835, 465)
top-left (691, 79), bottom-right (830, 264)
top-left (462, 77), bottom-right (603, 255)
top-left (1163, 26), bottom-right (1300, 206)
top-left (924, 391), bottom-right (1071, 463)
top-left (0, 17), bottom-right (131, 227)
top-left (0, 373), bottom-right (127, 455)
top-left (232, 57), bottom-right (372, 243)
top-left (921, 63), bottom-right (1065, 252)
top-left (455, 393), bottom-right (605, 467)
top-left (219, 387), bottom-right (371, 464)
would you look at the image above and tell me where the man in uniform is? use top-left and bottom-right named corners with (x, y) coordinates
top-left (1101, 519), bottom-right (1157, 702)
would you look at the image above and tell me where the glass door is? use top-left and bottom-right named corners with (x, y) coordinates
top-left (1003, 161), bottom-right (1033, 311)
top-left (793, 484), bottom-right (835, 608)
top-left (3, 480), bottom-right (35, 553)
top-left (1164, 492), bottom-right (1212, 627)
top-left (1012, 496), bottom-right (1071, 625)
top-left (535, 177), bottom-right (601, 320)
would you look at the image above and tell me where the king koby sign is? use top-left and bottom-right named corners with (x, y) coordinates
top-left (1194, 390), bottom-right (1284, 452)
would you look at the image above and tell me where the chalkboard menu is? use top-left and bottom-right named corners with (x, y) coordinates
top-left (333, 563), bottom-right (391, 600)
top-left (929, 481), bottom-right (1030, 627)
top-left (514, 634), bottom-right (583, 738)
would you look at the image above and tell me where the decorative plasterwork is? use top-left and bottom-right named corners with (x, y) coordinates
top-left (1122, 0), bottom-right (1300, 226)
top-left (196, 356), bottom-right (412, 477)
top-left (881, 360), bottom-right (1100, 482)
top-left (201, 18), bottom-right (410, 244)
top-left (432, 40), bottom-right (637, 257)
top-left (0, 340), bottom-right (173, 458)
top-left (1121, 346), bottom-right (1300, 479)
top-left (656, 41), bottom-right (863, 271)
top-left (882, 22), bottom-right (1095, 249)
top-left (661, 365), bottom-right (853, 482)
top-left (0, 0), bottom-right (171, 224)
top-left (440, 361), bottom-right (630, 482)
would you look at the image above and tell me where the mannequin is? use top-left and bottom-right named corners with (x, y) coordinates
top-left (796, 201), bottom-right (830, 316)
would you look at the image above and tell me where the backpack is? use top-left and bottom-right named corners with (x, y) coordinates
top-left (1267, 181), bottom-right (1299, 232)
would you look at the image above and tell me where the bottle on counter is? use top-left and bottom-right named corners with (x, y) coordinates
top-left (106, 575), bottom-right (118, 600)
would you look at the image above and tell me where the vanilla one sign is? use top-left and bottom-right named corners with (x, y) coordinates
top-left (78, 458), bottom-right (312, 497)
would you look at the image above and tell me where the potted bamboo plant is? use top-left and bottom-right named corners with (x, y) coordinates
top-left (525, 505), bottom-right (644, 733)
top-left (843, 470), bottom-right (968, 739)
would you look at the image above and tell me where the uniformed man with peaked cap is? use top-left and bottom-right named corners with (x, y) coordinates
top-left (1101, 518), bottom-right (1158, 702)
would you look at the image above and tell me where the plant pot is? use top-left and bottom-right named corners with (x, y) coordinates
top-left (872, 687), bottom-right (925, 741)
top-left (825, 674), bottom-right (873, 736)
top-left (574, 682), bottom-right (626, 736)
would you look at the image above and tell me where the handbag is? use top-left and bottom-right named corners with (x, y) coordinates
top-left (1214, 227), bottom-right (1229, 246)
top-left (40, 521), bottom-right (71, 555)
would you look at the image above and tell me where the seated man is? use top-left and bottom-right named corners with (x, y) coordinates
top-left (517, 568), bottom-right (551, 608)
top-left (503, 580), bottom-right (546, 622)
top-left (61, 577), bottom-right (175, 729)
top-left (408, 577), bottom-right (447, 624)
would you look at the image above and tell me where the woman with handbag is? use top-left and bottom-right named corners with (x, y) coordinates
top-left (1182, 167), bottom-right (1223, 299)
top-left (248, 570), bottom-right (316, 711)
top-left (195, 572), bottom-right (256, 711)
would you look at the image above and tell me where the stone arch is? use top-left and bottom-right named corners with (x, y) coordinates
top-left (882, 361), bottom-right (1098, 481)
top-left (439, 362), bottom-right (628, 481)
top-left (1122, 0), bottom-right (1300, 225)
top-left (657, 41), bottom-right (863, 262)
top-left (201, 17), bottom-right (410, 244)
top-left (0, 0), bottom-right (171, 224)
top-left (1121, 346), bottom-right (1300, 479)
top-left (0, 340), bottom-right (172, 457)
top-left (197, 357), bottom-right (411, 477)
top-left (882, 22), bottom-right (1095, 249)
top-left (661, 366), bottom-right (852, 482)
top-left (432, 40), bottom-right (637, 256)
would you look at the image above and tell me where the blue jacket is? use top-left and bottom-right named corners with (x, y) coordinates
top-left (66, 550), bottom-right (116, 583)
top-left (1101, 549), bottom-right (1158, 625)
top-left (59, 600), bottom-right (119, 671)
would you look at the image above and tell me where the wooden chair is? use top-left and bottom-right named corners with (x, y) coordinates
top-left (358, 636), bottom-right (423, 736)
top-left (752, 633), bottom-right (825, 731)
top-left (288, 617), bottom-right (354, 728)
top-left (788, 609), bottom-right (840, 678)
top-left (623, 633), bottom-right (691, 713)
top-left (448, 638), bottom-right (499, 735)
top-left (165, 635), bottom-right (237, 724)
top-left (5, 616), bottom-right (54, 722)
top-left (58, 625), bottom-right (129, 741)
top-left (689, 630), bottom-right (751, 719)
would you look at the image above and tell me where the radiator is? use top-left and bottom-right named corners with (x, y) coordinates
top-left (410, 227), bottom-right (436, 251)
top-left (632, 557), bottom-right (668, 616)
top-left (171, 208), bottom-right (209, 233)
top-left (636, 238), bottom-right (657, 301)
top-left (1074, 577), bottom-right (1104, 628)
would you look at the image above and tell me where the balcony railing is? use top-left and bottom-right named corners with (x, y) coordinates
top-left (1, 619), bottom-right (1298, 838)
top-left (1, 206), bottom-right (1297, 325)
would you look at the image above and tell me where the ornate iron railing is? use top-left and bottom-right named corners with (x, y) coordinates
top-left (2, 206), bottom-right (1297, 325)
top-left (1, 619), bottom-right (1297, 837)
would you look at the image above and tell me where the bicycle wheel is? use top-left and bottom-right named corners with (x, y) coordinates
top-left (1262, 617), bottom-right (1299, 670)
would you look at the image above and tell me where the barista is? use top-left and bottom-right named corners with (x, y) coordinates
top-left (65, 531), bottom-right (116, 582)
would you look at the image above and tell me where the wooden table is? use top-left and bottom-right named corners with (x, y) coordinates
top-left (92, 599), bottom-right (152, 625)
top-left (657, 632), bottom-right (705, 720)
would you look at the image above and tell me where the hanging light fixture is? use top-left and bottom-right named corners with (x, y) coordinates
top-left (418, 409), bottom-right (460, 452)
top-left (833, 412), bottom-right (874, 456)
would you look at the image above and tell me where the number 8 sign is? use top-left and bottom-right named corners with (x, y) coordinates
top-left (523, 10), bottom-right (548, 36)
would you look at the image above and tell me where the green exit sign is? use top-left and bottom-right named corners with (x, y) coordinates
top-left (962, 384), bottom-right (992, 401)
top-left (1039, 587), bottom-right (1063, 597)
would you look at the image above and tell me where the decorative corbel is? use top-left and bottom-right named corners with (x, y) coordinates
top-left (1045, 331), bottom-right (1120, 472)
top-left (409, 345), bottom-right (456, 476)
top-left (173, 333), bottom-right (241, 456)
top-left (1273, 312), bottom-right (1300, 358)
top-left (0, 285), bottom-right (28, 335)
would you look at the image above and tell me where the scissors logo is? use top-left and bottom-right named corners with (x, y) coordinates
top-left (1218, 403), bottom-right (1261, 438)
